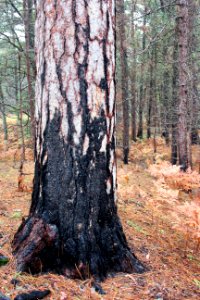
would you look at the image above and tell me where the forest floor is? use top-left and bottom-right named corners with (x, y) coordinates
top-left (0, 129), bottom-right (200, 299)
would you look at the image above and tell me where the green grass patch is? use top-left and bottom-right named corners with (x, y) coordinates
top-left (194, 279), bottom-right (200, 289)
top-left (11, 211), bottom-right (22, 219)
top-left (127, 220), bottom-right (147, 235)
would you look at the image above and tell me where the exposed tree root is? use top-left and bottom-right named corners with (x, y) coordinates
top-left (12, 217), bottom-right (59, 273)
top-left (12, 216), bottom-right (146, 280)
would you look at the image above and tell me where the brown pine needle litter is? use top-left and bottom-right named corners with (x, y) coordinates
top-left (0, 135), bottom-right (200, 299)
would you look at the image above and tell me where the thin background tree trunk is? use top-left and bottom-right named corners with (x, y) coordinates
top-left (0, 80), bottom-right (8, 150)
top-left (171, 36), bottom-right (178, 165)
top-left (188, 0), bottom-right (199, 145)
top-left (162, 46), bottom-right (170, 145)
top-left (131, 0), bottom-right (137, 142)
top-left (147, 50), bottom-right (154, 139)
top-left (18, 53), bottom-right (25, 164)
top-left (176, 0), bottom-right (191, 171)
top-left (137, 6), bottom-right (147, 139)
top-left (117, 0), bottom-right (130, 163)
top-left (23, 0), bottom-right (35, 143)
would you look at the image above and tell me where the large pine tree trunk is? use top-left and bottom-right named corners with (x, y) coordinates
top-left (12, 0), bottom-right (145, 279)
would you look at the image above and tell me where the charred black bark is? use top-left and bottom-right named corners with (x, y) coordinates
top-left (13, 111), bottom-right (145, 279)
top-left (14, 290), bottom-right (50, 300)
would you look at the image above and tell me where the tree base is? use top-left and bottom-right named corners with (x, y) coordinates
top-left (123, 148), bottom-right (129, 165)
top-left (12, 216), bottom-right (146, 280)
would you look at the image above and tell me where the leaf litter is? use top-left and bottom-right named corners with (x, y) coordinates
top-left (0, 135), bottom-right (200, 299)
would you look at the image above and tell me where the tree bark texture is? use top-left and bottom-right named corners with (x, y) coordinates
top-left (188, 0), bottom-right (199, 145)
top-left (117, 0), bottom-right (130, 164)
top-left (18, 53), bottom-right (26, 167)
top-left (137, 6), bottom-right (147, 139)
top-left (23, 0), bottom-right (35, 142)
top-left (190, 80), bottom-right (199, 145)
top-left (162, 46), bottom-right (170, 145)
top-left (131, 1), bottom-right (137, 142)
top-left (137, 75), bottom-right (144, 139)
top-left (0, 80), bottom-right (8, 150)
top-left (171, 37), bottom-right (178, 165)
top-left (12, 0), bottom-right (145, 279)
top-left (147, 52), bottom-right (154, 139)
top-left (176, 0), bottom-right (191, 171)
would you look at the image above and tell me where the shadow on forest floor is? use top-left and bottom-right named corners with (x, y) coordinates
top-left (0, 135), bottom-right (200, 299)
